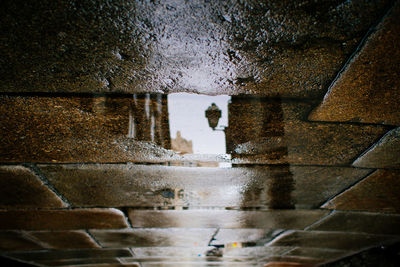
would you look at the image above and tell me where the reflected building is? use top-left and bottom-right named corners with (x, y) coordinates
top-left (224, 96), bottom-right (295, 209)
top-left (88, 93), bottom-right (172, 149)
top-left (171, 131), bottom-right (193, 154)
top-left (90, 93), bottom-right (295, 210)
top-left (127, 93), bottom-right (171, 149)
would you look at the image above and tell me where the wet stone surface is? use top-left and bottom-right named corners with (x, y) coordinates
top-left (6, 248), bottom-right (133, 261)
top-left (309, 211), bottom-right (400, 236)
top-left (285, 247), bottom-right (350, 261)
top-left (0, 165), bottom-right (66, 208)
top-left (0, 209), bottom-right (128, 230)
top-left (141, 264), bottom-right (258, 267)
top-left (0, 0), bottom-right (391, 96)
top-left (126, 246), bottom-right (290, 260)
top-left (353, 127), bottom-right (400, 169)
top-left (0, 231), bottom-right (43, 251)
top-left (0, 95), bottom-right (389, 165)
top-left (210, 229), bottom-right (273, 246)
top-left (309, 1), bottom-right (400, 125)
top-left (34, 258), bottom-right (121, 267)
top-left (27, 230), bottom-right (100, 249)
top-left (0, 1), bottom-right (399, 266)
top-left (261, 256), bottom-right (325, 266)
top-left (264, 263), bottom-right (314, 267)
top-left (268, 230), bottom-right (399, 251)
top-left (128, 210), bottom-right (328, 229)
top-left (89, 228), bottom-right (216, 248)
top-left (322, 170), bottom-right (400, 214)
top-left (39, 164), bottom-right (370, 209)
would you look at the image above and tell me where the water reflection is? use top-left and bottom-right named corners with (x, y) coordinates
top-left (6, 93), bottom-right (296, 260)
top-left (90, 93), bottom-right (295, 211)
top-left (168, 93), bottom-right (230, 154)
top-left (127, 93), bottom-right (171, 149)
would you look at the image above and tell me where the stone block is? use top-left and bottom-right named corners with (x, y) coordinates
top-left (263, 258), bottom-right (318, 267)
top-left (6, 248), bottom-right (133, 261)
top-left (59, 264), bottom-right (139, 267)
top-left (34, 258), bottom-right (120, 266)
top-left (309, 211), bottom-right (400, 235)
top-left (268, 230), bottom-right (399, 251)
top-left (140, 263), bottom-right (258, 267)
top-left (128, 247), bottom-right (212, 258)
top-left (0, 231), bottom-right (43, 251)
top-left (211, 229), bottom-right (268, 246)
top-left (127, 246), bottom-right (289, 259)
top-left (39, 164), bottom-right (370, 209)
top-left (128, 209), bottom-right (328, 229)
top-left (309, 2), bottom-right (400, 125)
top-left (322, 170), bottom-right (400, 213)
top-left (28, 230), bottom-right (100, 249)
top-left (0, 165), bottom-right (66, 208)
top-left (0, 95), bottom-right (173, 164)
top-left (264, 263), bottom-right (313, 267)
top-left (353, 127), bottom-right (400, 169)
top-left (223, 99), bottom-right (388, 165)
top-left (89, 229), bottom-right (216, 248)
top-left (0, 209), bottom-right (128, 230)
top-left (0, 1), bottom-right (390, 96)
top-left (286, 247), bottom-right (350, 260)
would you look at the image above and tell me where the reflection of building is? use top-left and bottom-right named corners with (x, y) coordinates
top-left (224, 96), bottom-right (294, 209)
top-left (171, 131), bottom-right (193, 154)
top-left (127, 93), bottom-right (171, 149)
top-left (224, 96), bottom-right (285, 155)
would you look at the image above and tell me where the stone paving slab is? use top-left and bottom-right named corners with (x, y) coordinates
top-left (35, 258), bottom-right (121, 266)
top-left (309, 211), bottom-right (400, 236)
top-left (60, 264), bottom-right (139, 267)
top-left (90, 229), bottom-right (216, 248)
top-left (141, 263), bottom-right (260, 267)
top-left (268, 230), bottom-right (399, 251)
top-left (128, 210), bottom-right (329, 229)
top-left (211, 229), bottom-right (268, 246)
top-left (39, 164), bottom-right (370, 209)
top-left (308, 1), bottom-right (400, 126)
top-left (224, 246), bottom-right (291, 258)
top-left (128, 247), bottom-right (212, 258)
top-left (0, 95), bottom-right (389, 166)
top-left (0, 95), bottom-right (174, 164)
top-left (126, 258), bottom-right (255, 265)
top-left (261, 255), bottom-right (324, 266)
top-left (60, 264), bottom-right (140, 267)
top-left (0, 231), bottom-right (43, 252)
top-left (225, 99), bottom-right (389, 165)
top-left (0, 209), bottom-right (128, 230)
top-left (285, 247), bottom-right (351, 260)
top-left (27, 230), bottom-right (100, 249)
top-left (121, 246), bottom-right (290, 261)
top-left (322, 170), bottom-right (400, 213)
top-left (141, 263), bottom-right (259, 267)
top-left (0, 165), bottom-right (66, 208)
top-left (0, 1), bottom-right (390, 97)
top-left (353, 127), bottom-right (400, 169)
top-left (263, 263), bottom-right (313, 267)
top-left (6, 248), bottom-right (133, 261)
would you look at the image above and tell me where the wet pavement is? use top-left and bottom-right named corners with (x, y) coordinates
top-left (1, 1), bottom-right (400, 267)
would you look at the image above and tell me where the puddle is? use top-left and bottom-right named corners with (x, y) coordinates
top-left (121, 92), bottom-right (292, 168)
top-left (168, 93), bottom-right (230, 155)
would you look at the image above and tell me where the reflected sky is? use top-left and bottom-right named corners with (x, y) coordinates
top-left (168, 93), bottom-right (231, 154)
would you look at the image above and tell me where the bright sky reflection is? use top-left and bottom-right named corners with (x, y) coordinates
top-left (168, 93), bottom-right (231, 154)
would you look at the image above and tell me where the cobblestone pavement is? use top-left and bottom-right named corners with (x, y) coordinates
top-left (0, 1), bottom-right (399, 266)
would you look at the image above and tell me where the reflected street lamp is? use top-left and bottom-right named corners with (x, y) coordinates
top-left (205, 103), bottom-right (224, 131)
